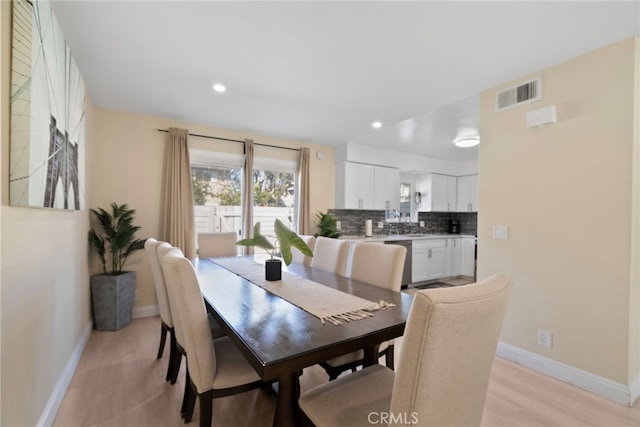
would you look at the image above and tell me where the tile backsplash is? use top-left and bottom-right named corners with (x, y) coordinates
top-left (327, 209), bottom-right (477, 236)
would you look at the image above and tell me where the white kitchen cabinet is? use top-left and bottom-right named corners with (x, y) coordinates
top-left (374, 166), bottom-right (400, 210)
top-left (335, 162), bottom-right (375, 209)
top-left (457, 174), bottom-right (478, 212)
top-left (460, 237), bottom-right (476, 278)
top-left (336, 162), bottom-right (399, 210)
top-left (417, 173), bottom-right (457, 212)
top-left (446, 238), bottom-right (462, 277)
top-left (412, 239), bottom-right (447, 282)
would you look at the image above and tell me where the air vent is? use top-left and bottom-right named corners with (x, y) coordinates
top-left (495, 77), bottom-right (542, 111)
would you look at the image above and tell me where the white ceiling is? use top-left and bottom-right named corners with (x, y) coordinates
top-left (50, 1), bottom-right (640, 162)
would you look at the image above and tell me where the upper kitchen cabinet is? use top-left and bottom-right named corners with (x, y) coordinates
top-left (456, 174), bottom-right (478, 212)
top-left (417, 173), bottom-right (457, 212)
top-left (335, 162), bottom-right (399, 210)
top-left (336, 162), bottom-right (375, 209)
top-left (374, 166), bottom-right (400, 210)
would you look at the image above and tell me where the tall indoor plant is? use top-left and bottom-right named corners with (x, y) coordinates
top-left (237, 219), bottom-right (313, 281)
top-left (88, 203), bottom-right (145, 330)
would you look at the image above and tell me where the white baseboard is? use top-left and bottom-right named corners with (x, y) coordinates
top-left (36, 321), bottom-right (92, 427)
top-left (132, 304), bottom-right (159, 319)
top-left (497, 342), bottom-right (637, 406)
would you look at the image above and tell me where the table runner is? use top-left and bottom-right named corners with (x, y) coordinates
top-left (212, 257), bottom-right (394, 325)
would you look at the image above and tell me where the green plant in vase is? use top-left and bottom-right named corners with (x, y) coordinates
top-left (237, 219), bottom-right (313, 280)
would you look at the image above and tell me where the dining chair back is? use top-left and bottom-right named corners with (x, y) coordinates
top-left (391, 274), bottom-right (512, 425)
top-left (310, 236), bottom-right (350, 276)
top-left (144, 238), bottom-right (176, 381)
top-left (320, 242), bottom-right (406, 378)
top-left (162, 250), bottom-right (262, 426)
top-left (197, 232), bottom-right (238, 258)
top-left (350, 242), bottom-right (406, 291)
top-left (300, 273), bottom-right (513, 426)
top-left (291, 235), bottom-right (316, 266)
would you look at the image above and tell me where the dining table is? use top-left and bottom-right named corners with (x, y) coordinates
top-left (193, 255), bottom-right (414, 427)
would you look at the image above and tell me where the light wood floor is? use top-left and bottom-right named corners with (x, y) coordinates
top-left (53, 316), bottom-right (640, 426)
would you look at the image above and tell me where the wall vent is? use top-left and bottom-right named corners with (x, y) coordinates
top-left (495, 77), bottom-right (542, 111)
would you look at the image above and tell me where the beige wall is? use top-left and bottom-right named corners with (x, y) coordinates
top-left (479, 37), bottom-right (638, 385)
top-left (0, 1), bottom-right (94, 425)
top-left (92, 108), bottom-right (335, 308)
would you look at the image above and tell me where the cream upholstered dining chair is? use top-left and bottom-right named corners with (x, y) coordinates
top-left (161, 248), bottom-right (263, 427)
top-left (144, 238), bottom-right (178, 383)
top-left (291, 235), bottom-right (316, 266)
top-left (197, 232), bottom-right (238, 258)
top-left (300, 274), bottom-right (513, 427)
top-left (320, 242), bottom-right (406, 380)
top-left (310, 236), bottom-right (350, 275)
top-left (157, 243), bottom-right (225, 387)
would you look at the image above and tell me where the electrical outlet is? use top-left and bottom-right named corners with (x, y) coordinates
top-left (336, 221), bottom-right (341, 230)
top-left (377, 221), bottom-right (383, 228)
top-left (419, 221), bottom-right (425, 227)
top-left (538, 329), bottom-right (552, 349)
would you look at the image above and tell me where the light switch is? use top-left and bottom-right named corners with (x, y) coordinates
top-left (377, 221), bottom-right (384, 228)
top-left (492, 225), bottom-right (508, 239)
top-left (336, 221), bottom-right (341, 230)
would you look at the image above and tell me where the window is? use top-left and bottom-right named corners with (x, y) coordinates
top-left (190, 150), bottom-right (297, 255)
top-left (251, 157), bottom-right (297, 255)
top-left (191, 150), bottom-right (243, 236)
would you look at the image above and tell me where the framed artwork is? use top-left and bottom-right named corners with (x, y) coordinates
top-left (10, 0), bottom-right (86, 210)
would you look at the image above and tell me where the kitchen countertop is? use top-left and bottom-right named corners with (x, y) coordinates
top-left (339, 233), bottom-right (476, 242)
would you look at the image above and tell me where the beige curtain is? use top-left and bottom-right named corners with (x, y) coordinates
top-left (241, 139), bottom-right (255, 255)
top-left (296, 147), bottom-right (311, 235)
top-left (161, 127), bottom-right (196, 258)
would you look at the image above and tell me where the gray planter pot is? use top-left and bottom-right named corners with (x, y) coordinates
top-left (90, 271), bottom-right (136, 331)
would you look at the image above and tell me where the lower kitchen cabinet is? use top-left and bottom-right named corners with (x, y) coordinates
top-left (460, 237), bottom-right (476, 278)
top-left (412, 239), bottom-right (447, 282)
top-left (411, 237), bottom-right (476, 284)
top-left (447, 238), bottom-right (462, 277)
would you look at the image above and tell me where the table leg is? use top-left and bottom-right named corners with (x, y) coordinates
top-left (273, 371), bottom-right (301, 427)
top-left (363, 343), bottom-right (381, 367)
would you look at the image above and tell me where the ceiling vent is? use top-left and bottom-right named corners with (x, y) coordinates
top-left (495, 77), bottom-right (541, 112)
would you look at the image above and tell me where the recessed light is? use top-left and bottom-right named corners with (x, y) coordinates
top-left (212, 83), bottom-right (226, 93)
top-left (372, 121), bottom-right (382, 129)
top-left (453, 137), bottom-right (480, 148)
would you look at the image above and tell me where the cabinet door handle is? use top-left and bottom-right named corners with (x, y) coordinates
top-left (428, 249), bottom-right (432, 258)
top-left (453, 239), bottom-right (456, 247)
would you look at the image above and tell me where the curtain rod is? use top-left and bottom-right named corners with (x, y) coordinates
top-left (157, 129), bottom-right (299, 152)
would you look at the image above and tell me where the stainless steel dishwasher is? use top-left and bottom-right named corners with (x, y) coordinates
top-left (384, 240), bottom-right (412, 288)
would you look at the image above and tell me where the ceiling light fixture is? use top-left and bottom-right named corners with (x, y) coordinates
top-left (453, 136), bottom-right (480, 148)
top-left (212, 83), bottom-right (226, 93)
top-left (372, 121), bottom-right (382, 129)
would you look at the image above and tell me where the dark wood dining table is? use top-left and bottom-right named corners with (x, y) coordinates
top-left (193, 256), bottom-right (414, 427)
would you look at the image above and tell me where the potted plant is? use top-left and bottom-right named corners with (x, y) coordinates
top-left (237, 219), bottom-right (313, 281)
top-left (88, 203), bottom-right (145, 330)
top-left (314, 211), bottom-right (342, 238)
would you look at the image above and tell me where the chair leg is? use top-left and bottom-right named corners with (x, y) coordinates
top-left (385, 344), bottom-right (395, 370)
top-left (181, 368), bottom-right (191, 419)
top-left (198, 390), bottom-right (213, 427)
top-left (157, 322), bottom-right (169, 359)
top-left (166, 328), bottom-right (177, 382)
top-left (171, 348), bottom-right (183, 385)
